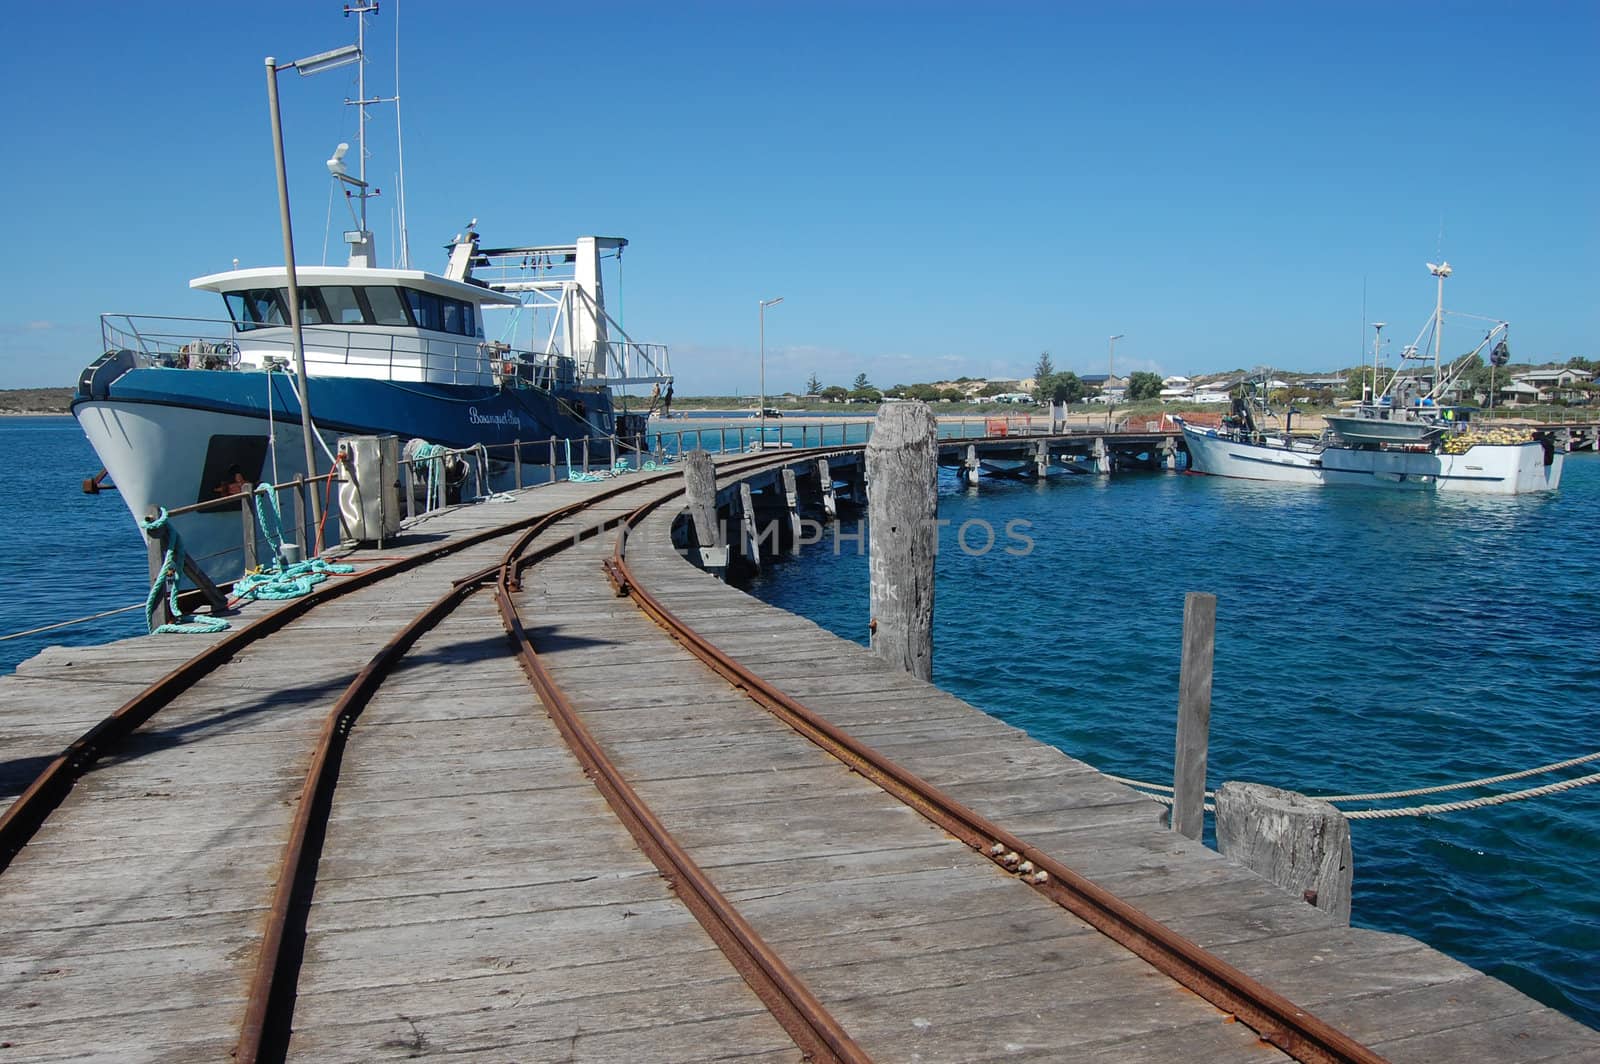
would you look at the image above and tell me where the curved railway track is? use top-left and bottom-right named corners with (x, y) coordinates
top-left (0, 445), bottom-right (1390, 1062)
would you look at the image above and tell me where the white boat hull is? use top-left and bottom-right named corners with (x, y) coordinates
top-left (1180, 423), bottom-right (1563, 494)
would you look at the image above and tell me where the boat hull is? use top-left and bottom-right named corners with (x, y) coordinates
top-left (1179, 423), bottom-right (1563, 494)
top-left (73, 366), bottom-right (617, 582)
top-left (1179, 424), bottom-right (1325, 486)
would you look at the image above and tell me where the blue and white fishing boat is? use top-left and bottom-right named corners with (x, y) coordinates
top-left (73, 7), bottom-right (671, 578)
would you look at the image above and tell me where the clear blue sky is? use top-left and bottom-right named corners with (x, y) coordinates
top-left (1, 1), bottom-right (1594, 394)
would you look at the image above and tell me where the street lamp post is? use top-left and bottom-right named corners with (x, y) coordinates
top-left (759, 296), bottom-right (784, 440)
top-left (1108, 334), bottom-right (1124, 421)
top-left (266, 42), bottom-right (361, 556)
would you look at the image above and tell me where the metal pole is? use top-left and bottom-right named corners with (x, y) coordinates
top-left (265, 58), bottom-right (325, 555)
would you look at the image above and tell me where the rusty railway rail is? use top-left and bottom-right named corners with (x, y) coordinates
top-left (232, 448), bottom-right (856, 1062)
top-left (603, 475), bottom-right (1392, 1064)
top-left (4, 441), bottom-right (1391, 1063)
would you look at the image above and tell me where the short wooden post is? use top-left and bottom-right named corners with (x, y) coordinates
top-left (548, 436), bottom-right (558, 483)
top-left (144, 506), bottom-right (174, 629)
top-left (1215, 782), bottom-right (1353, 925)
top-left (781, 467), bottom-right (801, 555)
top-left (738, 482), bottom-right (761, 573)
top-left (1172, 591), bottom-right (1216, 840)
top-left (817, 457), bottom-right (837, 519)
top-left (1093, 436), bottom-right (1111, 475)
top-left (1033, 439), bottom-right (1049, 478)
top-left (964, 444), bottom-right (980, 487)
top-left (291, 477), bottom-right (308, 554)
top-left (866, 401), bottom-right (938, 680)
top-left (681, 449), bottom-right (727, 571)
top-left (513, 438), bottom-right (523, 489)
top-left (239, 490), bottom-right (259, 573)
top-left (581, 436), bottom-right (590, 474)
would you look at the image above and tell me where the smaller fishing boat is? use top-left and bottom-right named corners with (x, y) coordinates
top-left (1178, 264), bottom-right (1564, 495)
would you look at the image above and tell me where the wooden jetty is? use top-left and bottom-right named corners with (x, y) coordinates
top-left (2, 443), bottom-right (1596, 1062)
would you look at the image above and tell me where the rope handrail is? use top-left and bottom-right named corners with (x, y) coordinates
top-left (1105, 749), bottom-right (1600, 819)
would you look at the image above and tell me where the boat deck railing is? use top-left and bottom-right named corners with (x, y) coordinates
top-left (100, 313), bottom-right (584, 391)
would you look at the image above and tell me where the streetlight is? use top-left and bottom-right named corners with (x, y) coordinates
top-left (1107, 334), bottom-right (1124, 421)
top-left (266, 42), bottom-right (361, 555)
top-left (759, 297), bottom-right (784, 439)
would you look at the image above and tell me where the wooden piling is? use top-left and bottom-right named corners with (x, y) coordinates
top-left (781, 467), bottom-right (801, 555)
top-left (964, 444), bottom-right (980, 487)
top-left (1172, 591), bottom-right (1216, 840)
top-left (738, 482), bottom-right (761, 573)
top-left (512, 439), bottom-right (522, 489)
top-left (1215, 782), bottom-right (1353, 925)
top-left (817, 458), bottom-right (837, 519)
top-left (866, 401), bottom-right (938, 681)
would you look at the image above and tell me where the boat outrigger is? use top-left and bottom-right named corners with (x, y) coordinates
top-left (72, 7), bottom-right (671, 580)
top-left (1178, 263), bottom-right (1564, 494)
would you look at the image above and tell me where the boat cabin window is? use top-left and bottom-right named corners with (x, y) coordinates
top-left (321, 286), bottom-right (365, 325)
top-left (294, 289), bottom-right (325, 325)
top-left (224, 289), bottom-right (290, 331)
top-left (402, 287), bottom-right (478, 337)
top-left (363, 285), bottom-right (410, 326)
top-left (224, 284), bottom-right (479, 336)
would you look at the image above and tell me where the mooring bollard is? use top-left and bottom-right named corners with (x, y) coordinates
top-left (1215, 782), bottom-right (1353, 925)
top-left (866, 401), bottom-right (938, 680)
top-left (680, 449), bottom-right (727, 573)
top-left (1172, 591), bottom-right (1216, 840)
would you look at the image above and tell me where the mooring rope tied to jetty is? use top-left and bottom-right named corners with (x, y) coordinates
top-left (1107, 750), bottom-right (1600, 818)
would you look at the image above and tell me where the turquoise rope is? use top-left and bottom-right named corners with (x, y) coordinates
top-left (234, 557), bottom-right (355, 601)
top-left (251, 484), bottom-right (286, 560)
top-left (413, 441), bottom-right (449, 510)
top-left (137, 509), bottom-right (230, 635)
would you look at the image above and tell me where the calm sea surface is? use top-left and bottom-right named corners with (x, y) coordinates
top-left (743, 450), bottom-right (1599, 1030)
top-left (2, 415), bottom-right (1595, 1028)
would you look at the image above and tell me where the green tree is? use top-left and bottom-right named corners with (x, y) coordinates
top-left (805, 372), bottom-right (821, 395)
top-left (850, 386), bottom-right (883, 403)
top-left (938, 387), bottom-right (965, 402)
top-left (1048, 371), bottom-right (1086, 404)
top-left (853, 372), bottom-right (872, 391)
top-left (906, 383), bottom-right (941, 401)
top-left (1034, 351), bottom-right (1055, 381)
top-left (819, 385), bottom-right (849, 402)
top-left (1126, 371), bottom-right (1163, 401)
top-left (979, 381), bottom-right (1012, 397)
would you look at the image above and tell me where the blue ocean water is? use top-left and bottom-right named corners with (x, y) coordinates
top-left (0, 417), bottom-right (151, 674)
top-left (745, 454), bottom-right (1600, 1030)
top-left (3, 415), bottom-right (1595, 1028)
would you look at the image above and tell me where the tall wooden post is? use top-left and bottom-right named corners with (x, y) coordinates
top-left (964, 444), bottom-right (980, 487)
top-left (1172, 591), bottom-right (1216, 840)
top-left (1215, 782), bottom-right (1352, 924)
top-left (867, 401), bottom-right (938, 680)
top-left (548, 436), bottom-right (558, 483)
top-left (513, 439), bottom-right (523, 489)
top-left (144, 506), bottom-right (174, 629)
top-left (738, 482), bottom-right (761, 573)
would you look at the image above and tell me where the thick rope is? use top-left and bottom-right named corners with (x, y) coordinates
top-left (1311, 751), bottom-right (1600, 802)
top-left (1106, 752), bottom-right (1600, 820)
top-left (1342, 772), bottom-right (1600, 819)
top-left (137, 509), bottom-right (230, 635)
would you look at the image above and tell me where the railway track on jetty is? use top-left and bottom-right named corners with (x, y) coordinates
top-left (0, 446), bottom-right (1407, 1061)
